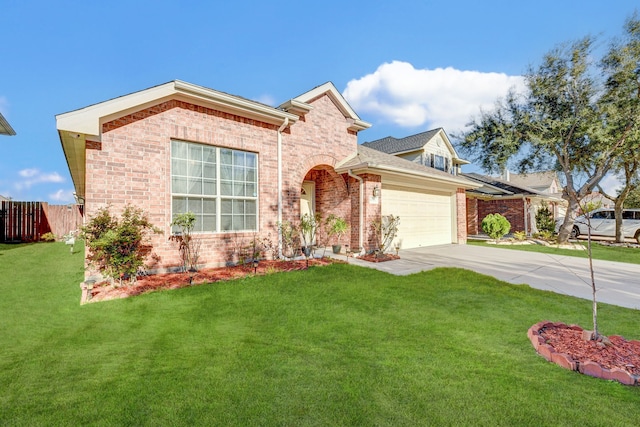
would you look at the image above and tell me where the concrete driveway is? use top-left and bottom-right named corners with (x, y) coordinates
top-left (340, 244), bottom-right (640, 310)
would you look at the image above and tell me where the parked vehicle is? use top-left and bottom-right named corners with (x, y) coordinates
top-left (569, 208), bottom-right (640, 242)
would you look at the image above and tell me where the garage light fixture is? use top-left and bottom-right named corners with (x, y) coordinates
top-left (373, 186), bottom-right (380, 197)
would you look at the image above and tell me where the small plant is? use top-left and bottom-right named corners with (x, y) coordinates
top-left (170, 212), bottom-right (200, 274)
top-left (535, 203), bottom-right (556, 234)
top-left (260, 232), bottom-right (279, 260)
top-left (371, 214), bottom-right (400, 253)
top-left (81, 205), bottom-right (161, 286)
top-left (513, 230), bottom-right (527, 241)
top-left (326, 214), bottom-right (349, 254)
top-left (277, 220), bottom-right (300, 260)
top-left (300, 213), bottom-right (321, 255)
top-left (40, 232), bottom-right (56, 242)
top-left (534, 230), bottom-right (555, 242)
top-left (481, 213), bottom-right (511, 241)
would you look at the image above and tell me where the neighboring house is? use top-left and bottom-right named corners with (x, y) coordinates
top-left (582, 192), bottom-right (614, 210)
top-left (56, 80), bottom-right (477, 276)
top-left (361, 128), bottom-right (469, 175)
top-left (505, 170), bottom-right (562, 197)
top-left (0, 112), bottom-right (16, 136)
top-left (463, 172), bottom-right (566, 236)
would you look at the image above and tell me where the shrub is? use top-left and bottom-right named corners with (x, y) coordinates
top-left (513, 230), bottom-right (527, 241)
top-left (40, 232), bottom-right (56, 242)
top-left (371, 214), bottom-right (400, 253)
top-left (535, 204), bottom-right (556, 234)
top-left (277, 220), bottom-right (300, 259)
top-left (170, 212), bottom-right (200, 273)
top-left (481, 213), bottom-right (511, 241)
top-left (81, 205), bottom-right (161, 286)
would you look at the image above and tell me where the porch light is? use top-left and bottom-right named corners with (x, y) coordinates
top-left (373, 186), bottom-right (380, 197)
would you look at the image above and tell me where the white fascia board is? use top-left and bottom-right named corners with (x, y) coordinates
top-left (339, 163), bottom-right (480, 190)
top-left (56, 80), bottom-right (298, 136)
top-left (294, 82), bottom-right (371, 129)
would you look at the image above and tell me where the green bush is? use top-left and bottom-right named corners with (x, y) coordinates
top-left (535, 204), bottom-right (556, 234)
top-left (481, 213), bottom-right (511, 241)
top-left (40, 232), bottom-right (56, 242)
top-left (513, 230), bottom-right (527, 241)
top-left (81, 205), bottom-right (161, 285)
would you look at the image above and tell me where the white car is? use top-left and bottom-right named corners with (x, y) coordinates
top-left (570, 208), bottom-right (640, 242)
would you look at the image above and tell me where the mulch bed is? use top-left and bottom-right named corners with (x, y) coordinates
top-left (539, 324), bottom-right (640, 377)
top-left (358, 253), bottom-right (400, 263)
top-left (89, 258), bottom-right (339, 303)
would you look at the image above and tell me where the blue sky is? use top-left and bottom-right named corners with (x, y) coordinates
top-left (1, 0), bottom-right (636, 203)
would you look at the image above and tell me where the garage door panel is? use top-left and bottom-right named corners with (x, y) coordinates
top-left (382, 188), bottom-right (453, 248)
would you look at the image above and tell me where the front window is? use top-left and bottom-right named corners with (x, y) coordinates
top-left (171, 140), bottom-right (258, 233)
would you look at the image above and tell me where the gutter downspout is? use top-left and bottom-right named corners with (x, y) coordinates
top-left (347, 170), bottom-right (364, 253)
top-left (277, 118), bottom-right (289, 259)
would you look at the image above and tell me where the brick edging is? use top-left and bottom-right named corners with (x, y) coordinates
top-left (528, 321), bottom-right (640, 386)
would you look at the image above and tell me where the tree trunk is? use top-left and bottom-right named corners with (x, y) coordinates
top-left (614, 198), bottom-right (625, 243)
top-left (557, 196), bottom-right (581, 244)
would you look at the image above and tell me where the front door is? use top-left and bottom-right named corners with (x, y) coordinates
top-left (300, 181), bottom-right (315, 218)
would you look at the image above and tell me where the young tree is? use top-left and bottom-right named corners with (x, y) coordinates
top-left (459, 15), bottom-right (640, 244)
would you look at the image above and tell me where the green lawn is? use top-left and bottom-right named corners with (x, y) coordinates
top-left (469, 238), bottom-right (640, 264)
top-left (1, 242), bottom-right (639, 426)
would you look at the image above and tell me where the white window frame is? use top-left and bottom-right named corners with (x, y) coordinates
top-left (171, 140), bottom-right (259, 234)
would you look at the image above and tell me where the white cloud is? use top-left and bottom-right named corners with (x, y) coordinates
top-left (49, 189), bottom-right (76, 203)
top-left (343, 60), bottom-right (526, 133)
top-left (15, 169), bottom-right (65, 190)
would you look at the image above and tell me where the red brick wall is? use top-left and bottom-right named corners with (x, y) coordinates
top-left (466, 197), bottom-right (479, 235)
top-left (362, 174), bottom-right (382, 251)
top-left (456, 189), bottom-right (467, 243)
top-left (86, 93), bottom-right (359, 273)
top-left (476, 198), bottom-right (525, 234)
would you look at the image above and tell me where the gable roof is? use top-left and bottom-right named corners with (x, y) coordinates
top-left (362, 128), bottom-right (441, 154)
top-left (362, 128), bottom-right (468, 165)
top-left (0, 112), bottom-right (16, 136)
top-left (506, 171), bottom-right (559, 190)
top-left (280, 82), bottom-right (371, 132)
top-left (57, 80), bottom-right (300, 137)
top-left (463, 172), bottom-right (562, 200)
top-left (336, 145), bottom-right (478, 190)
top-left (56, 80), bottom-right (305, 200)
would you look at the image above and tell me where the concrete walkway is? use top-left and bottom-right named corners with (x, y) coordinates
top-left (332, 244), bottom-right (640, 310)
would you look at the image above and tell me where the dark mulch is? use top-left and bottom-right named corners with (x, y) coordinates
top-left (89, 258), bottom-right (339, 302)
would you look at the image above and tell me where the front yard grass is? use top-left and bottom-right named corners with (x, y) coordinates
top-left (1, 242), bottom-right (639, 426)
top-left (469, 238), bottom-right (640, 265)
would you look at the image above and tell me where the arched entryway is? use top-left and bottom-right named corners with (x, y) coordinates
top-left (299, 165), bottom-right (351, 248)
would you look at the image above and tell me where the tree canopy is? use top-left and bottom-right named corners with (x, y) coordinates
top-left (459, 13), bottom-right (640, 243)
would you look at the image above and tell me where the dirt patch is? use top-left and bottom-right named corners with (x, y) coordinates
top-left (88, 258), bottom-right (339, 303)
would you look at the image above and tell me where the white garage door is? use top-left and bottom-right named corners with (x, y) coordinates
top-left (382, 187), bottom-right (454, 248)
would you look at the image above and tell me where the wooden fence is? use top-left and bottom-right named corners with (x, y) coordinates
top-left (0, 201), bottom-right (83, 243)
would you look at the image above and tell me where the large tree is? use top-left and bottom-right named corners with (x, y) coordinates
top-left (595, 14), bottom-right (640, 242)
top-left (459, 15), bottom-right (640, 244)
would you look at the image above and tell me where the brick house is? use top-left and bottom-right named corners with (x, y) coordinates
top-left (462, 172), bottom-right (566, 236)
top-left (57, 80), bottom-right (477, 275)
